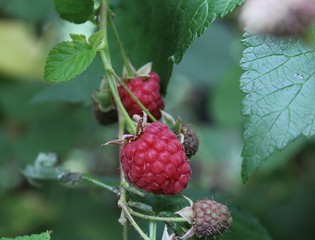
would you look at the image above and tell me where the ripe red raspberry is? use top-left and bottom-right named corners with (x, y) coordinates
top-left (118, 72), bottom-right (165, 120)
top-left (120, 122), bottom-right (191, 195)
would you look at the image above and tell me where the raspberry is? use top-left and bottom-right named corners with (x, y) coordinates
top-left (120, 122), bottom-right (191, 195)
top-left (181, 124), bottom-right (199, 158)
top-left (192, 200), bottom-right (232, 238)
top-left (118, 72), bottom-right (164, 120)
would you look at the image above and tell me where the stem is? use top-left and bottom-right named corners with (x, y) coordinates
top-left (108, 16), bottom-right (134, 76)
top-left (99, 0), bottom-right (111, 63)
top-left (117, 78), bottom-right (157, 122)
top-left (127, 206), bottom-right (187, 222)
top-left (105, 67), bottom-right (136, 134)
top-left (122, 180), bottom-right (146, 197)
top-left (98, 2), bottom-right (149, 240)
top-left (121, 204), bottom-right (150, 240)
top-left (81, 174), bottom-right (119, 194)
top-left (123, 222), bottom-right (128, 240)
top-left (149, 221), bottom-right (157, 240)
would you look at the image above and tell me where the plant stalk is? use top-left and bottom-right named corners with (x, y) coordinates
top-left (149, 221), bottom-right (157, 240)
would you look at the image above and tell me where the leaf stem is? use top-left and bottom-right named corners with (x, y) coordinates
top-left (122, 180), bottom-right (146, 197)
top-left (127, 206), bottom-right (187, 222)
top-left (81, 174), bottom-right (119, 194)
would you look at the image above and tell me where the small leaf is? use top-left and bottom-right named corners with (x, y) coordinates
top-left (240, 32), bottom-right (315, 182)
top-left (54, 0), bottom-right (94, 24)
top-left (70, 34), bottom-right (87, 42)
top-left (44, 36), bottom-right (96, 82)
top-left (88, 30), bottom-right (105, 50)
top-left (0, 231), bottom-right (51, 240)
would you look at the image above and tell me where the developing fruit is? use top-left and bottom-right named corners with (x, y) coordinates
top-left (118, 72), bottom-right (164, 120)
top-left (181, 124), bottom-right (199, 158)
top-left (120, 122), bottom-right (191, 195)
top-left (176, 198), bottom-right (232, 239)
top-left (192, 200), bottom-right (232, 238)
top-left (93, 100), bottom-right (117, 125)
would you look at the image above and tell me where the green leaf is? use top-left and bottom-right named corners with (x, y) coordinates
top-left (0, 232), bottom-right (51, 240)
top-left (240, 33), bottom-right (315, 182)
top-left (54, 0), bottom-right (94, 24)
top-left (44, 35), bottom-right (96, 82)
top-left (110, 0), bottom-right (244, 94)
top-left (89, 30), bottom-right (105, 50)
top-left (22, 152), bottom-right (68, 184)
top-left (32, 58), bottom-right (102, 104)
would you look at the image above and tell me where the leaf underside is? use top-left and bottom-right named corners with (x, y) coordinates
top-left (240, 33), bottom-right (315, 182)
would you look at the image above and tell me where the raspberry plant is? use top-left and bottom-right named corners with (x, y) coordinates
top-left (2, 0), bottom-right (315, 239)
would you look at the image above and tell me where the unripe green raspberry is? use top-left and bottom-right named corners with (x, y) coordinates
top-left (192, 200), bottom-right (232, 238)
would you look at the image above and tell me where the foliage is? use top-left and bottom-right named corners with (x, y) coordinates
top-left (0, 232), bottom-right (51, 240)
top-left (1, 0), bottom-right (315, 239)
top-left (240, 32), bottom-right (315, 182)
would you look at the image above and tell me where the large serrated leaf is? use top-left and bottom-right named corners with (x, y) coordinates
top-left (240, 33), bottom-right (315, 182)
top-left (44, 36), bottom-right (96, 82)
top-left (0, 232), bottom-right (51, 240)
top-left (54, 0), bottom-right (94, 24)
top-left (110, 0), bottom-right (243, 94)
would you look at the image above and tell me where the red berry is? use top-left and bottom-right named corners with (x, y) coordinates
top-left (118, 72), bottom-right (165, 120)
top-left (120, 122), bottom-right (191, 195)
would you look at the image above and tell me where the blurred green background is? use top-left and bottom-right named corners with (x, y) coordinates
top-left (1, 0), bottom-right (315, 239)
